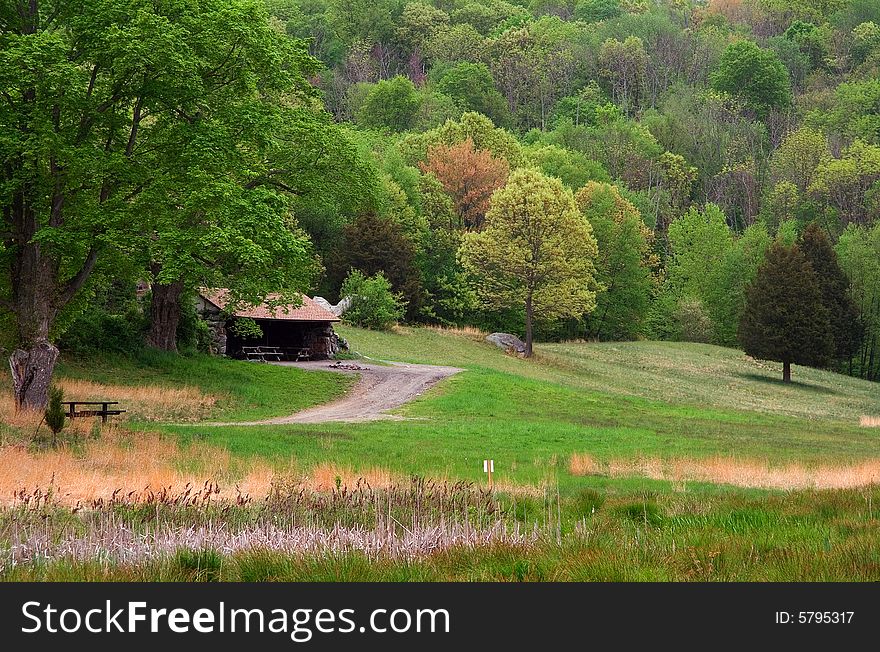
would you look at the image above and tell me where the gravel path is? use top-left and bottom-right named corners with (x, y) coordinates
top-left (211, 360), bottom-right (463, 425)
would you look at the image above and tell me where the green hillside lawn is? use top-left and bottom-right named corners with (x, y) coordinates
top-left (146, 326), bottom-right (880, 491)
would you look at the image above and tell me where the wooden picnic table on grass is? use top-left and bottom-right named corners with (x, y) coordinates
top-left (62, 401), bottom-right (126, 423)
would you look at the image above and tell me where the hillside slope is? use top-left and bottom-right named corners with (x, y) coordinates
top-left (340, 326), bottom-right (880, 422)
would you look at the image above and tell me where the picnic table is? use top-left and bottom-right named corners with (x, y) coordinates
top-left (242, 346), bottom-right (284, 362)
top-left (62, 401), bottom-right (126, 423)
top-left (284, 347), bottom-right (312, 361)
top-left (242, 346), bottom-right (312, 362)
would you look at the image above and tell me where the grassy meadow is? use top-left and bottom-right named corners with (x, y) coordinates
top-left (156, 325), bottom-right (880, 490)
top-left (1, 326), bottom-right (879, 580)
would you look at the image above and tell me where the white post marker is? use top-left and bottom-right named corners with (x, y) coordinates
top-left (483, 459), bottom-right (495, 490)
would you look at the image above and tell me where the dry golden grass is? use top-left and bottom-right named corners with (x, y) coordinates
top-left (423, 324), bottom-right (488, 341)
top-left (861, 416), bottom-right (880, 428)
top-left (54, 378), bottom-right (215, 422)
top-left (305, 463), bottom-right (398, 491)
top-left (0, 375), bottom-right (215, 426)
top-left (569, 452), bottom-right (603, 476)
top-left (570, 453), bottom-right (880, 490)
top-left (0, 430), bottom-right (416, 506)
top-left (0, 433), bottom-right (237, 506)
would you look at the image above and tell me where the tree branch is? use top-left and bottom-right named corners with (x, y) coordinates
top-left (58, 245), bottom-right (100, 307)
top-left (126, 95), bottom-right (143, 157)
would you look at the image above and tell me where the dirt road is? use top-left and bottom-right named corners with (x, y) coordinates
top-left (217, 360), bottom-right (463, 425)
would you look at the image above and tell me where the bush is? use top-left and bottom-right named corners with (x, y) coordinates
top-left (176, 297), bottom-right (212, 354)
top-left (340, 270), bottom-right (407, 330)
top-left (60, 306), bottom-right (147, 355)
top-left (44, 386), bottom-right (66, 446)
top-left (673, 297), bottom-right (714, 343)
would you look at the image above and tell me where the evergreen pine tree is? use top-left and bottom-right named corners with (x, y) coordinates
top-left (799, 223), bottom-right (864, 363)
top-left (44, 386), bottom-right (66, 447)
top-left (739, 243), bottom-right (834, 382)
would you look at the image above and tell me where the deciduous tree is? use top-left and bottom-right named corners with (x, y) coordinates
top-left (711, 40), bottom-right (791, 118)
top-left (356, 76), bottom-right (423, 132)
top-left (432, 62), bottom-right (510, 127)
top-left (419, 138), bottom-right (510, 230)
top-left (458, 168), bottom-right (599, 356)
top-left (598, 36), bottom-right (647, 116)
top-left (836, 222), bottom-right (880, 380)
top-left (0, 0), bottom-right (318, 407)
top-left (575, 182), bottom-right (655, 340)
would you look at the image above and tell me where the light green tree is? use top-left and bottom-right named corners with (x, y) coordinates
top-left (395, 2), bottom-right (450, 54)
top-left (666, 204), bottom-right (733, 301)
top-left (808, 140), bottom-right (880, 225)
top-left (598, 36), bottom-right (647, 116)
top-left (836, 223), bottom-right (880, 380)
top-left (458, 168), bottom-right (599, 356)
top-left (704, 223), bottom-right (772, 345)
top-left (806, 79), bottom-right (880, 145)
top-left (524, 144), bottom-right (610, 190)
top-left (770, 127), bottom-right (830, 191)
top-left (652, 204), bottom-right (734, 341)
top-left (340, 270), bottom-right (406, 331)
top-left (432, 62), bottom-right (511, 126)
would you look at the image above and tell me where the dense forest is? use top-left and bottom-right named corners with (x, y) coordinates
top-left (2, 0), bottom-right (880, 408)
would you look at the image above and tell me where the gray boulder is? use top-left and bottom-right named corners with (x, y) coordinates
top-left (312, 296), bottom-right (334, 312)
top-left (332, 296), bottom-right (352, 316)
top-left (312, 296), bottom-right (352, 316)
top-left (486, 332), bottom-right (526, 354)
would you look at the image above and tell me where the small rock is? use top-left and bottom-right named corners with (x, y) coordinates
top-left (486, 332), bottom-right (526, 354)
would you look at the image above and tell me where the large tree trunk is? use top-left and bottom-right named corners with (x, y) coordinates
top-left (147, 274), bottom-right (185, 352)
top-left (524, 294), bottom-right (534, 358)
top-left (783, 360), bottom-right (791, 383)
top-left (8, 206), bottom-right (65, 410)
top-left (9, 340), bottom-right (59, 410)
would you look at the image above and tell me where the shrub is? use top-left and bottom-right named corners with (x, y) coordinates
top-left (674, 297), bottom-right (714, 343)
top-left (340, 270), bottom-right (407, 330)
top-left (44, 386), bottom-right (66, 446)
top-left (59, 306), bottom-right (147, 355)
top-left (176, 297), bottom-right (212, 354)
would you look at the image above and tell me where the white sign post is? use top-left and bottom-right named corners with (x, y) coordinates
top-left (483, 459), bottom-right (495, 490)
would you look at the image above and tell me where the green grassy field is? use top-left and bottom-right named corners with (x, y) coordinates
top-left (4, 328), bottom-right (877, 581)
top-left (142, 326), bottom-right (880, 492)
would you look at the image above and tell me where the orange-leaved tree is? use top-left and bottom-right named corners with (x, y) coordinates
top-left (419, 138), bottom-right (509, 231)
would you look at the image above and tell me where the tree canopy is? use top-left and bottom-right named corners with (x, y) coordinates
top-left (711, 40), bottom-right (792, 117)
top-left (458, 168), bottom-right (599, 356)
